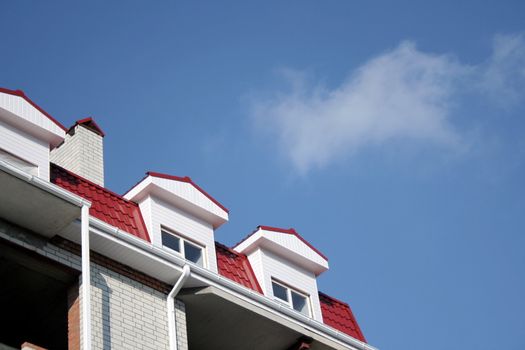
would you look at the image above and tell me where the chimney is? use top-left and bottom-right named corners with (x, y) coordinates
top-left (51, 117), bottom-right (105, 186)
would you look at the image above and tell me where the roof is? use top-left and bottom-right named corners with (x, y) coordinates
top-left (50, 163), bottom-right (150, 242)
top-left (235, 225), bottom-right (328, 261)
top-left (215, 242), bottom-right (263, 293)
top-left (0, 87), bottom-right (67, 132)
top-left (146, 172), bottom-right (229, 213)
top-left (51, 164), bottom-right (365, 342)
top-left (69, 117), bottom-right (105, 137)
top-left (319, 292), bottom-right (366, 342)
top-left (218, 239), bottom-right (365, 342)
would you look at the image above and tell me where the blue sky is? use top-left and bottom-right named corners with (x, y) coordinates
top-left (2, 1), bottom-right (524, 349)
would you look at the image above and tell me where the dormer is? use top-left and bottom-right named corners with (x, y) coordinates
top-left (234, 226), bottom-right (329, 322)
top-left (124, 172), bottom-right (229, 273)
top-left (0, 88), bottom-right (66, 180)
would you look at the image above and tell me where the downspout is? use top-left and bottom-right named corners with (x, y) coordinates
top-left (167, 265), bottom-right (191, 350)
top-left (81, 204), bottom-right (92, 350)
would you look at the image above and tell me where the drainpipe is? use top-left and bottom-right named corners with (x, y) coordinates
top-left (81, 204), bottom-right (92, 350)
top-left (167, 265), bottom-right (191, 350)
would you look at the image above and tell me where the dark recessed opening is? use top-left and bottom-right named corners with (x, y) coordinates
top-left (0, 238), bottom-right (79, 350)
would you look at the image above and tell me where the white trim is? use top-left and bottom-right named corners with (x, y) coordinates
top-left (0, 91), bottom-right (65, 147)
top-left (81, 205), bottom-right (92, 350)
top-left (161, 227), bottom-right (207, 268)
top-left (271, 279), bottom-right (311, 317)
top-left (167, 265), bottom-right (191, 350)
top-left (0, 159), bottom-right (90, 207)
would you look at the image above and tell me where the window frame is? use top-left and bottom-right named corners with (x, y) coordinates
top-left (271, 279), bottom-right (311, 317)
top-left (160, 228), bottom-right (206, 267)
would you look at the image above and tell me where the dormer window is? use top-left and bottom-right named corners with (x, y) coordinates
top-left (271, 279), bottom-right (310, 316)
top-left (161, 229), bottom-right (205, 267)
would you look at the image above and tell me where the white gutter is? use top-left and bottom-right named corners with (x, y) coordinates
top-left (88, 218), bottom-right (376, 350)
top-left (0, 161), bottom-right (93, 349)
top-left (167, 265), bottom-right (191, 350)
top-left (0, 160), bottom-right (90, 207)
top-left (81, 205), bottom-right (92, 350)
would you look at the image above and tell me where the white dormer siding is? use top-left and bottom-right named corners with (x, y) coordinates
top-left (0, 89), bottom-right (66, 180)
top-left (234, 226), bottom-right (329, 322)
top-left (124, 173), bottom-right (229, 274)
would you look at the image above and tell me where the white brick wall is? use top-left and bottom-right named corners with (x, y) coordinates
top-left (0, 219), bottom-right (188, 350)
top-left (90, 263), bottom-right (173, 350)
top-left (51, 125), bottom-right (104, 186)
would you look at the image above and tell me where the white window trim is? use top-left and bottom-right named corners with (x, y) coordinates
top-left (161, 227), bottom-right (207, 268)
top-left (271, 278), bottom-right (311, 317)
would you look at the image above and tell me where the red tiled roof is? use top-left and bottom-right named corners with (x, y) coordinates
top-left (319, 292), bottom-right (366, 342)
top-left (51, 164), bottom-right (364, 342)
top-left (215, 242), bottom-right (263, 293)
top-left (50, 164), bottom-right (150, 242)
top-left (216, 241), bottom-right (365, 342)
top-left (0, 87), bottom-right (67, 131)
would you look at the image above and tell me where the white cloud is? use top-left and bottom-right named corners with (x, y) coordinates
top-left (249, 34), bottom-right (525, 173)
top-left (480, 33), bottom-right (525, 107)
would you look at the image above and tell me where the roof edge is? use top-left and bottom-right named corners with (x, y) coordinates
top-left (147, 171), bottom-right (229, 213)
top-left (0, 87), bottom-right (67, 131)
top-left (319, 291), bottom-right (367, 343)
top-left (70, 117), bottom-right (105, 137)
top-left (235, 225), bottom-right (328, 261)
top-left (215, 241), bottom-right (263, 294)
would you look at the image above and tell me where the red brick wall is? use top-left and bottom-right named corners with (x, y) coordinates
top-left (67, 284), bottom-right (80, 350)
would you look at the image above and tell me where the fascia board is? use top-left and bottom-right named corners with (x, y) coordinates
top-left (0, 92), bottom-right (65, 147)
top-left (0, 159), bottom-right (90, 208)
top-left (123, 176), bottom-right (153, 202)
top-left (151, 176), bottom-right (228, 221)
top-left (125, 176), bottom-right (228, 228)
top-left (235, 229), bottom-right (329, 275)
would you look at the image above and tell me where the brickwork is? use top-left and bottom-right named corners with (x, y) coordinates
top-left (68, 284), bottom-right (81, 350)
top-left (90, 261), bottom-right (171, 350)
top-left (0, 219), bottom-right (188, 350)
top-left (174, 299), bottom-right (188, 350)
top-left (51, 124), bottom-right (104, 186)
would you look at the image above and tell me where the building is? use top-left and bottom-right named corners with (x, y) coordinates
top-left (0, 87), bottom-right (376, 350)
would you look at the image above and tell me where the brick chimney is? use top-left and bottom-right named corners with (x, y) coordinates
top-left (51, 117), bottom-right (105, 186)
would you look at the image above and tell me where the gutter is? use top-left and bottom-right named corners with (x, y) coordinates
top-left (0, 160), bottom-right (90, 207)
top-left (167, 265), bottom-right (191, 350)
top-left (88, 218), bottom-right (377, 350)
top-left (0, 161), bottom-right (93, 349)
top-left (81, 205), bottom-right (92, 350)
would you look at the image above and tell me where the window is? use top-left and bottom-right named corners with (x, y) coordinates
top-left (161, 229), bottom-right (205, 267)
top-left (271, 280), bottom-right (310, 316)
